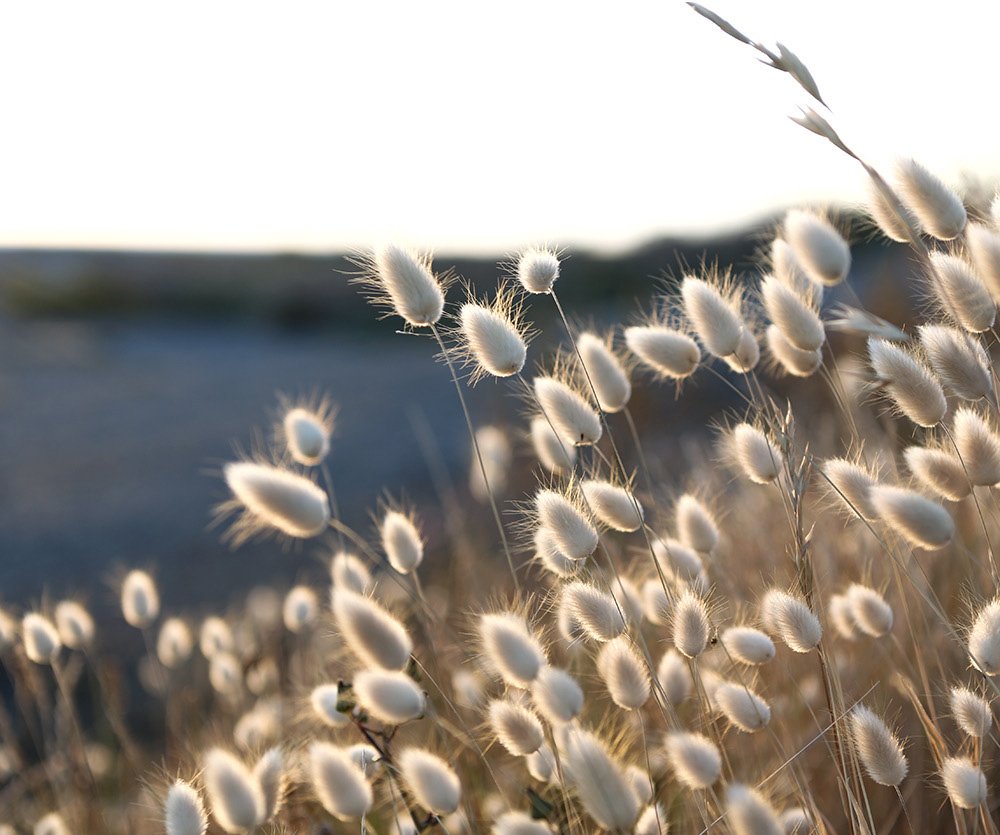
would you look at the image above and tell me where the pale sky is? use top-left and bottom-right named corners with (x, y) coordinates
top-left (1, 0), bottom-right (998, 255)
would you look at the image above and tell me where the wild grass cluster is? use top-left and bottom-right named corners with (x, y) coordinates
top-left (5, 6), bottom-right (1000, 834)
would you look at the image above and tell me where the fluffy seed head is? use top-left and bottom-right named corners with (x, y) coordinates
top-left (904, 446), bottom-right (970, 502)
top-left (761, 590), bottom-right (821, 653)
top-left (282, 406), bottom-right (331, 466)
top-left (165, 779), bottom-right (208, 835)
top-left (723, 326), bottom-right (761, 373)
top-left (930, 252), bottom-right (995, 333)
top-left (488, 698), bottom-right (545, 756)
top-left (54, 600), bottom-right (94, 649)
top-left (533, 376), bottom-right (602, 446)
top-left (722, 626), bottom-right (776, 665)
top-left (330, 551), bottom-right (371, 594)
top-left (829, 593), bottom-right (862, 640)
top-left (253, 747), bottom-right (284, 822)
top-left (953, 408), bottom-right (1000, 485)
top-left (310, 683), bottom-right (350, 728)
top-left (460, 299), bottom-right (528, 380)
top-left (941, 757), bottom-right (988, 809)
top-left (33, 815), bottom-right (68, 835)
top-left (895, 158), bottom-right (967, 240)
top-left (597, 636), bottom-right (650, 710)
top-left (580, 479), bottom-right (643, 532)
top-left (950, 687), bottom-right (992, 738)
top-left (470, 425), bottom-right (513, 501)
top-left (867, 338), bottom-right (946, 428)
top-left (22, 613), bottom-right (60, 665)
top-left (665, 731), bottom-right (722, 790)
top-left (353, 669), bottom-right (425, 724)
top-left (562, 582), bottom-right (626, 642)
top-left (846, 584), bottom-right (893, 637)
top-left (479, 612), bottom-right (547, 687)
top-left (530, 415), bottom-right (577, 474)
top-left (561, 728), bottom-right (639, 829)
top-left (870, 485), bottom-right (954, 549)
top-left (641, 578), bottom-right (672, 625)
top-left (121, 569), bottom-right (159, 628)
top-left (766, 324), bottom-right (822, 377)
top-left (535, 489), bottom-right (598, 560)
top-left (531, 665), bottom-right (584, 724)
top-left (282, 586), bottom-right (318, 633)
top-left (726, 783), bottom-right (783, 835)
top-left (200, 616), bottom-right (234, 659)
top-left (715, 682), bottom-right (771, 732)
top-left (158, 618), bottom-right (194, 669)
top-left (398, 748), bottom-right (462, 815)
top-left (223, 462), bottom-right (330, 542)
top-left (918, 324), bottom-right (992, 401)
top-left (370, 244), bottom-right (444, 326)
top-left (849, 705), bottom-right (908, 787)
top-left (969, 599), bottom-right (1000, 675)
top-left (332, 588), bottom-right (412, 670)
top-left (635, 804), bottom-right (668, 835)
top-left (517, 247), bottom-right (560, 294)
top-left (527, 743), bottom-right (557, 783)
top-left (673, 590), bottom-right (710, 658)
top-left (681, 275), bottom-right (745, 358)
top-left (380, 509), bottom-right (424, 574)
top-left (822, 457), bottom-right (879, 520)
top-left (967, 222), bottom-right (1000, 303)
top-left (657, 649), bottom-right (693, 705)
top-left (675, 494), bottom-right (719, 553)
top-left (652, 536), bottom-right (704, 583)
top-left (309, 742), bottom-right (373, 821)
top-left (868, 181), bottom-right (919, 243)
top-left (534, 526), bottom-right (579, 578)
top-left (494, 811), bottom-right (553, 835)
top-left (729, 423), bottom-right (783, 484)
top-left (209, 652), bottom-right (243, 697)
top-left (624, 325), bottom-right (700, 379)
top-left (203, 748), bottom-right (265, 833)
top-left (784, 209), bottom-right (851, 286)
top-left (577, 331), bottom-right (631, 412)
top-left (760, 275), bottom-right (825, 352)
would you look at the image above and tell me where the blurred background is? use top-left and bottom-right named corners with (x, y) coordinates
top-left (2, 0), bottom-right (999, 619)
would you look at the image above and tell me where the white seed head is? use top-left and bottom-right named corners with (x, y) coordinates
top-left (398, 748), bottom-right (462, 815)
top-left (868, 181), bottom-right (919, 243)
top-left (726, 783), bottom-right (783, 835)
top-left (653, 536), bottom-right (704, 582)
top-left (624, 325), bottom-right (700, 379)
top-left (969, 599), bottom-right (1000, 675)
top-left (665, 731), bottom-right (721, 790)
top-left (967, 222), bottom-right (1000, 303)
top-left (54, 600), bottom-right (94, 649)
top-left (577, 331), bottom-right (631, 412)
top-left (353, 669), bottom-right (425, 724)
top-left (494, 811), bottom-right (553, 835)
top-left (784, 209), bottom-right (851, 286)
top-left (780, 807), bottom-right (813, 834)
top-left (918, 324), bottom-right (992, 401)
top-left (22, 613), bottom-right (61, 665)
top-left (635, 803), bottom-right (668, 835)
top-left (849, 705), bottom-right (908, 787)
top-left (33, 815), bottom-right (69, 835)
top-left (953, 408), bottom-right (1000, 485)
top-left (282, 585), bottom-right (318, 634)
top-left (562, 582), bottom-right (626, 642)
top-left (904, 446), bottom-right (970, 502)
top-left (723, 326), bottom-right (761, 373)
top-left (675, 494), bottom-right (719, 553)
top-left (158, 618), bottom-right (194, 669)
top-left (846, 584), bottom-right (893, 637)
top-left (673, 590), bottom-right (710, 658)
top-left (950, 687), bottom-right (992, 738)
top-left (597, 636), bottom-right (650, 710)
top-left (223, 462), bottom-right (330, 541)
top-left (380, 509), bottom-right (424, 574)
top-left (518, 247), bottom-right (560, 294)
top-left (561, 728), bottom-right (639, 829)
top-left (870, 485), bottom-right (954, 549)
top-left (460, 302), bottom-right (528, 379)
top-left (310, 683), bottom-right (350, 728)
top-left (766, 324), bottom-right (822, 377)
top-left (452, 668), bottom-right (485, 710)
top-left (531, 665), bottom-right (584, 724)
top-left (488, 698), bottom-right (545, 755)
top-left (722, 626), bottom-right (776, 665)
top-left (530, 415), bottom-right (577, 474)
top-left (253, 747), bottom-right (285, 822)
top-left (203, 748), bottom-right (265, 833)
top-left (534, 526), bottom-right (580, 578)
top-left (729, 423), bottom-right (783, 484)
top-left (580, 479), bottom-right (643, 532)
top-left (715, 682), bottom-right (771, 732)
top-left (760, 275), bottom-right (825, 352)
top-left (332, 587), bottom-right (412, 671)
top-left (165, 779), bottom-right (208, 835)
top-left (829, 593), bottom-right (862, 640)
top-left (121, 569), bottom-right (159, 628)
top-left (479, 612), bottom-right (547, 687)
top-left (330, 551), bottom-right (371, 594)
top-left (533, 375), bottom-right (602, 446)
top-left (657, 649), bottom-right (693, 705)
top-left (681, 275), bottom-right (745, 358)
top-left (867, 338), bottom-right (946, 428)
top-left (347, 743), bottom-right (381, 778)
top-left (941, 757), bottom-right (988, 809)
top-left (641, 578), bottom-right (672, 625)
top-left (309, 742), bottom-right (373, 821)
top-left (209, 652), bottom-right (243, 697)
top-left (930, 252), bottom-right (995, 333)
top-left (895, 158), bottom-right (967, 241)
top-left (371, 244), bottom-right (445, 326)
top-left (822, 457), bottom-right (879, 521)
top-left (761, 590), bottom-right (821, 653)
top-left (199, 616), bottom-right (234, 659)
top-left (535, 489), bottom-right (598, 560)
top-left (282, 407), bottom-right (330, 466)
top-left (527, 743), bottom-right (557, 783)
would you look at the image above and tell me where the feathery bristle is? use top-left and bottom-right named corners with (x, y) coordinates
top-left (398, 748), bottom-right (462, 815)
top-left (577, 331), bottom-right (631, 413)
top-left (332, 587), bottom-right (412, 670)
top-left (867, 338), bottom-right (946, 428)
top-left (784, 208), bottom-right (851, 286)
top-left (895, 158), bottom-right (967, 241)
top-left (849, 705), bottom-right (908, 787)
top-left (625, 325), bottom-right (700, 379)
top-left (870, 485), bottom-right (954, 549)
top-left (533, 375), bottom-right (602, 446)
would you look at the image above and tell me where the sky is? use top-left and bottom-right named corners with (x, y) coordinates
top-left (1, 0), bottom-right (998, 255)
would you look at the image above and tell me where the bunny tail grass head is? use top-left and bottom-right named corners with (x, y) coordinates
top-left (530, 415), bottom-right (577, 474)
top-left (22, 613), bottom-right (60, 665)
top-left (665, 731), bottom-right (721, 790)
top-left (203, 748), bottom-right (265, 833)
top-left (969, 598), bottom-right (1000, 676)
top-left (941, 757), bottom-right (988, 809)
top-left (721, 626), bottom-right (776, 665)
top-left (379, 507), bottom-right (424, 574)
top-left (533, 374), bottom-right (602, 446)
top-left (949, 687), bottom-right (992, 738)
top-left (330, 550), bottom-right (371, 594)
top-left (580, 478), bottom-right (643, 532)
top-left (868, 181), bottom-right (920, 243)
top-left (918, 324), bottom-right (992, 401)
top-left (357, 243), bottom-right (445, 327)
top-left (846, 583), bottom-right (893, 637)
top-left (531, 665), bottom-right (584, 724)
top-left (822, 456), bottom-right (880, 521)
top-left (967, 221), bottom-right (1000, 303)
top-left (766, 324), bottom-right (822, 377)
top-left (726, 783), bottom-right (783, 835)
top-left (761, 589), bottom-right (821, 653)
top-left (253, 747), bottom-right (285, 822)
top-left (903, 446), bottom-right (970, 502)
top-left (895, 158), bottom-right (967, 241)
top-left (165, 779), bottom-right (208, 835)
top-left (282, 585), bottom-right (318, 633)
top-left (597, 635), bottom-right (650, 710)
top-left (952, 407), bottom-right (1000, 486)
top-left (658, 649), bottom-right (694, 705)
top-left (121, 569), bottom-right (159, 629)
top-left (478, 611), bottom-right (547, 687)
top-left (561, 727), bottom-right (639, 829)
top-left (680, 272), bottom-right (746, 359)
top-left (625, 324), bottom-right (700, 379)
top-left (535, 488), bottom-right (598, 559)
top-left (352, 669), bottom-right (426, 724)
top-left (33, 815), bottom-right (69, 835)
top-left (562, 582), bottom-right (626, 643)
top-left (457, 284), bottom-right (531, 382)
top-left (517, 246), bottom-right (560, 294)
top-left (332, 587), bottom-right (412, 670)
top-left (675, 493), bottom-right (719, 553)
top-left (577, 330), bottom-right (631, 413)
top-left (309, 742), bottom-right (373, 821)
top-left (784, 208), bottom-right (851, 286)
top-left (760, 274), bottom-right (825, 352)
top-left (221, 461), bottom-right (329, 544)
top-left (870, 485), bottom-right (954, 550)
top-left (673, 589), bottom-right (711, 658)
top-left (278, 393), bottom-right (336, 466)
top-left (849, 705), bottom-right (908, 787)
top-left (398, 747), bottom-right (462, 815)
top-left (715, 682), bottom-right (771, 732)
top-left (494, 811), bottom-right (554, 835)
top-left (726, 422), bottom-right (783, 484)
top-left (488, 698), bottom-right (545, 755)
top-left (310, 683), bottom-right (350, 728)
top-left (929, 252), bottom-right (995, 333)
top-left (54, 600), bottom-right (94, 649)
top-left (867, 338), bottom-right (947, 428)
top-left (157, 618), bottom-right (194, 669)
